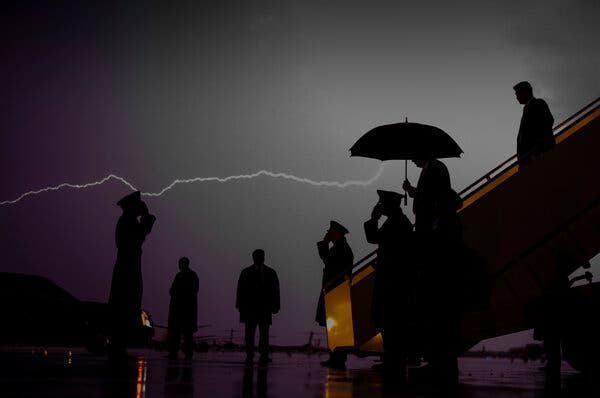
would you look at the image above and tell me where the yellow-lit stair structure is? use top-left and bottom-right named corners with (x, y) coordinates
top-left (324, 97), bottom-right (600, 355)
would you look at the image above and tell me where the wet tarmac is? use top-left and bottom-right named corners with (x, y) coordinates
top-left (0, 347), bottom-right (598, 397)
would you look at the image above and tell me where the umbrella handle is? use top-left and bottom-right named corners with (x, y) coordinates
top-left (404, 160), bottom-right (408, 206)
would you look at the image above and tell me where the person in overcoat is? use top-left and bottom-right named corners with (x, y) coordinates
top-left (513, 81), bottom-right (555, 167)
top-left (167, 257), bottom-right (199, 360)
top-left (404, 157), bottom-right (463, 388)
top-left (236, 249), bottom-right (280, 366)
top-left (108, 191), bottom-right (156, 360)
top-left (364, 190), bottom-right (415, 371)
top-left (315, 220), bottom-right (354, 368)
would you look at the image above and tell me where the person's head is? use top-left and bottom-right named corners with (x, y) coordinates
top-left (412, 157), bottom-right (428, 168)
top-left (178, 257), bottom-right (190, 271)
top-left (513, 81), bottom-right (533, 105)
top-left (252, 249), bottom-right (265, 266)
top-left (376, 190), bottom-right (404, 214)
top-left (326, 220), bottom-right (349, 242)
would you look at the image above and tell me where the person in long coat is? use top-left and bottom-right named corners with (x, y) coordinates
top-left (167, 257), bottom-right (199, 360)
top-left (236, 249), bottom-right (280, 366)
top-left (315, 220), bottom-right (354, 368)
top-left (108, 191), bottom-right (156, 360)
top-left (404, 158), bottom-right (463, 387)
top-left (364, 190), bottom-right (415, 371)
top-left (513, 81), bottom-right (555, 167)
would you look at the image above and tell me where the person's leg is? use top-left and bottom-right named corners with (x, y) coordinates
top-left (383, 320), bottom-right (407, 375)
top-left (245, 321), bottom-right (257, 364)
top-left (167, 329), bottom-right (180, 359)
top-left (183, 330), bottom-right (193, 360)
top-left (108, 308), bottom-right (128, 361)
top-left (544, 332), bottom-right (561, 372)
top-left (258, 322), bottom-right (270, 364)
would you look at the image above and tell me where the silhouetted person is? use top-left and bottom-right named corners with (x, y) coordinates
top-left (403, 157), bottom-right (458, 237)
top-left (364, 190), bottom-right (415, 373)
top-left (513, 81), bottom-right (555, 167)
top-left (108, 191), bottom-right (156, 360)
top-left (236, 249), bottom-right (280, 366)
top-left (315, 220), bottom-right (354, 368)
top-left (535, 255), bottom-right (577, 385)
top-left (404, 158), bottom-right (463, 388)
top-left (167, 257), bottom-right (199, 360)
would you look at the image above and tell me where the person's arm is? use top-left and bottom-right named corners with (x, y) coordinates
top-left (272, 271), bottom-right (280, 314)
top-left (317, 240), bottom-right (331, 264)
top-left (344, 245), bottom-right (354, 277)
top-left (235, 271), bottom-right (244, 310)
top-left (364, 218), bottom-right (380, 244)
top-left (139, 202), bottom-right (156, 236)
top-left (193, 273), bottom-right (199, 294)
top-left (365, 203), bottom-right (384, 244)
top-left (402, 180), bottom-right (417, 197)
top-left (169, 277), bottom-right (175, 296)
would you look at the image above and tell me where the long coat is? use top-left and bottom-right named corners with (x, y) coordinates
top-left (517, 98), bottom-right (555, 165)
top-left (364, 210), bottom-right (414, 329)
top-left (315, 238), bottom-right (354, 326)
top-left (236, 265), bottom-right (280, 324)
top-left (108, 211), bottom-right (156, 332)
top-left (168, 269), bottom-right (199, 333)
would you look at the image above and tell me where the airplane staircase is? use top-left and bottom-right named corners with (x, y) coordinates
top-left (323, 96), bottom-right (600, 356)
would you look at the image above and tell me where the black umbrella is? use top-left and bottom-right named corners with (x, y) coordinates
top-left (350, 120), bottom-right (463, 203)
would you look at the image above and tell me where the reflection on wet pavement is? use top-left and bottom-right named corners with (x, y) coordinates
top-left (0, 348), bottom-right (598, 397)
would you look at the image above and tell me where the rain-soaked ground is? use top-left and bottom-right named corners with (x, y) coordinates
top-left (0, 347), bottom-right (598, 397)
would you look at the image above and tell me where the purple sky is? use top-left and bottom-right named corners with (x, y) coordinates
top-left (2, 1), bottom-right (599, 348)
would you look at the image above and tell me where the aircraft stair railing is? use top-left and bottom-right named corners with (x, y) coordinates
top-left (324, 96), bottom-right (600, 356)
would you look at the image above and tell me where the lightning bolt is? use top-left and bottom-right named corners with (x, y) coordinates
top-left (0, 165), bottom-right (384, 206)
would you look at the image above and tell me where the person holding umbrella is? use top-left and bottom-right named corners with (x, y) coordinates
top-left (315, 220), bottom-right (354, 369)
top-left (364, 189), bottom-right (415, 375)
top-left (351, 120), bottom-right (463, 387)
top-left (403, 157), bottom-right (463, 387)
top-left (402, 156), bottom-right (462, 238)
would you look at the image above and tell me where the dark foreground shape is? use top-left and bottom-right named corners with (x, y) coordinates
top-left (561, 282), bottom-right (600, 373)
top-left (0, 272), bottom-right (154, 353)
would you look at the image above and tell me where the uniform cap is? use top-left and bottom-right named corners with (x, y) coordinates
top-left (117, 191), bottom-right (141, 208)
top-left (377, 189), bottom-right (404, 206)
top-left (329, 220), bottom-right (349, 235)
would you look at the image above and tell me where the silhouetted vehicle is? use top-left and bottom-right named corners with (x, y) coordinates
top-left (324, 96), bottom-right (600, 373)
top-left (0, 272), bottom-right (154, 353)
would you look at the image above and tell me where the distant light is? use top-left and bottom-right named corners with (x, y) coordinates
top-left (326, 318), bottom-right (335, 330)
top-left (141, 311), bottom-right (152, 327)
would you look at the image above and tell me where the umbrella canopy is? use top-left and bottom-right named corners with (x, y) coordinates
top-left (349, 122), bottom-right (463, 160)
